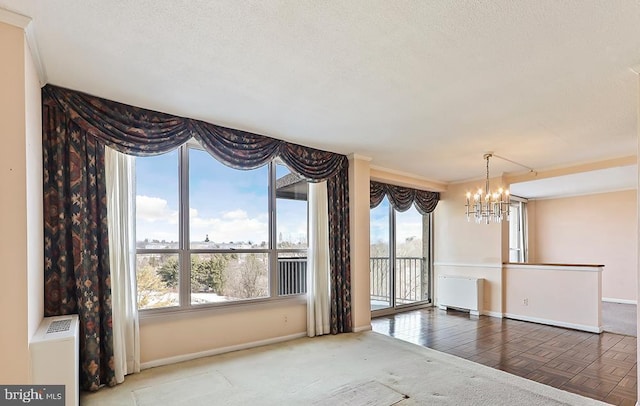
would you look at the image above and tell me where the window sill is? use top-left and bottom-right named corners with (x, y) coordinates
top-left (139, 294), bottom-right (307, 324)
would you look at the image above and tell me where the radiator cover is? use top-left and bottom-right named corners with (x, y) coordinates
top-left (437, 276), bottom-right (484, 316)
top-left (30, 315), bottom-right (79, 406)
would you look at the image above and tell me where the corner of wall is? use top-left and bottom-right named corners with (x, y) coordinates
top-left (348, 155), bottom-right (372, 331)
top-left (25, 34), bottom-right (43, 341)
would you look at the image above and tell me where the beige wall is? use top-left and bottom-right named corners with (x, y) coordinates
top-left (140, 301), bottom-right (306, 365)
top-left (25, 35), bottom-right (44, 341)
top-left (433, 180), bottom-right (505, 315)
top-left (349, 155), bottom-right (372, 331)
top-left (504, 264), bottom-right (602, 332)
top-left (0, 20), bottom-right (42, 383)
top-left (530, 190), bottom-right (637, 302)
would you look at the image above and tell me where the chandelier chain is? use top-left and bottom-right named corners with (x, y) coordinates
top-left (485, 154), bottom-right (490, 194)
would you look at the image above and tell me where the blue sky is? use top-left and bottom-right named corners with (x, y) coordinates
top-left (370, 197), bottom-right (424, 245)
top-left (135, 146), bottom-right (422, 247)
top-left (135, 148), bottom-right (307, 246)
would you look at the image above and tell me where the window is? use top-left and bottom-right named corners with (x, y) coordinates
top-left (135, 141), bottom-right (308, 311)
top-left (370, 197), bottom-right (432, 312)
top-left (508, 198), bottom-right (528, 263)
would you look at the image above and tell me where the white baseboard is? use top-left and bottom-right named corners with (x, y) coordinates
top-left (353, 324), bottom-right (372, 333)
top-left (437, 305), bottom-right (503, 319)
top-left (504, 313), bottom-right (602, 334)
top-left (141, 332), bottom-right (307, 370)
top-left (602, 297), bottom-right (637, 305)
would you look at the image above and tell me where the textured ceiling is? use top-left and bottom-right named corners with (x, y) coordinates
top-left (1, 0), bottom-right (639, 184)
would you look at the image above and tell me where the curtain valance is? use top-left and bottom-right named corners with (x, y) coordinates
top-left (370, 181), bottom-right (440, 214)
top-left (43, 85), bottom-right (346, 181)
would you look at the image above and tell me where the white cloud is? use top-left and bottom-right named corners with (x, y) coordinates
top-left (191, 209), bottom-right (268, 243)
top-left (136, 195), bottom-right (178, 224)
top-left (223, 209), bottom-right (249, 220)
top-left (136, 197), bottom-right (309, 244)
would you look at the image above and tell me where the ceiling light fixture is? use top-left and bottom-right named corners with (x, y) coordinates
top-left (465, 153), bottom-right (510, 224)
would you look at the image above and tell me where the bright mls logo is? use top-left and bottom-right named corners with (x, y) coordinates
top-left (0, 386), bottom-right (64, 406)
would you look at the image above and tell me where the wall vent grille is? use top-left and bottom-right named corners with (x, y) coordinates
top-left (46, 318), bottom-right (71, 334)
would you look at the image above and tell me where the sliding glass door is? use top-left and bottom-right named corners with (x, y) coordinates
top-left (370, 197), bottom-right (432, 313)
top-left (370, 198), bottom-right (391, 310)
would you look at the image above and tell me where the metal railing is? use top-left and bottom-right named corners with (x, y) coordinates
top-left (279, 256), bottom-right (429, 305)
top-left (370, 256), bottom-right (427, 305)
top-left (278, 257), bottom-right (307, 295)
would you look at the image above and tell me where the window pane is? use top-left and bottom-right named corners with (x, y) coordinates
top-left (189, 148), bottom-right (269, 249)
top-left (370, 198), bottom-right (390, 310)
top-left (277, 252), bottom-right (307, 296)
top-left (509, 202), bottom-right (524, 262)
top-left (395, 206), bottom-right (427, 305)
top-left (136, 253), bottom-right (180, 309)
top-left (276, 163), bottom-right (308, 249)
top-left (135, 151), bottom-right (179, 248)
top-left (191, 253), bottom-right (269, 304)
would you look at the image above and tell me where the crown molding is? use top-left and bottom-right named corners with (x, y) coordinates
top-left (0, 7), bottom-right (47, 86)
top-left (0, 7), bottom-right (30, 28)
top-left (347, 153), bottom-right (372, 162)
top-left (370, 165), bottom-right (447, 192)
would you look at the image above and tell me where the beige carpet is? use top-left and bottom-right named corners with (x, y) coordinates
top-left (82, 332), bottom-right (607, 405)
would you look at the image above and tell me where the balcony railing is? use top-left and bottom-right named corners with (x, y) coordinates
top-left (279, 256), bottom-right (429, 306)
top-left (278, 257), bottom-right (307, 295)
top-left (370, 256), bottom-right (428, 305)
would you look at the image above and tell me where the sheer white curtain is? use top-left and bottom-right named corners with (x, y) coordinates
top-left (105, 147), bottom-right (140, 382)
top-left (307, 181), bottom-right (331, 337)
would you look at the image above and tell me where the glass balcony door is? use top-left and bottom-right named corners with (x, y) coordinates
top-left (370, 198), bottom-right (391, 310)
top-left (394, 208), bottom-right (430, 306)
top-left (370, 197), bottom-right (432, 313)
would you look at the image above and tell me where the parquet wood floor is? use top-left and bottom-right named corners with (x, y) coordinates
top-left (371, 307), bottom-right (637, 405)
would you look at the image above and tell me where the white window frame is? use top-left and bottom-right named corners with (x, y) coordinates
top-left (136, 141), bottom-right (308, 317)
top-left (508, 196), bottom-right (528, 263)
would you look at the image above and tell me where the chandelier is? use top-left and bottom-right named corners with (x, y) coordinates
top-left (465, 153), bottom-right (510, 224)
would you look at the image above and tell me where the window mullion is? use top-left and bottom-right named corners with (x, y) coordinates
top-left (269, 161), bottom-right (278, 298)
top-left (389, 203), bottom-right (396, 308)
top-left (179, 144), bottom-right (191, 307)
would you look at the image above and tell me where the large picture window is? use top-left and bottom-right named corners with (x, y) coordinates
top-left (135, 141), bottom-right (308, 310)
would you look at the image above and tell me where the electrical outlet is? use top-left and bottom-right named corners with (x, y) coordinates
top-left (284, 315), bottom-right (288, 323)
top-left (523, 298), bottom-right (529, 306)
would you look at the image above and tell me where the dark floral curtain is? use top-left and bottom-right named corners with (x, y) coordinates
top-left (43, 85), bottom-right (346, 181)
top-left (370, 180), bottom-right (440, 214)
top-left (42, 85), bottom-right (352, 389)
top-left (42, 100), bottom-right (115, 390)
top-left (327, 166), bottom-right (352, 334)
